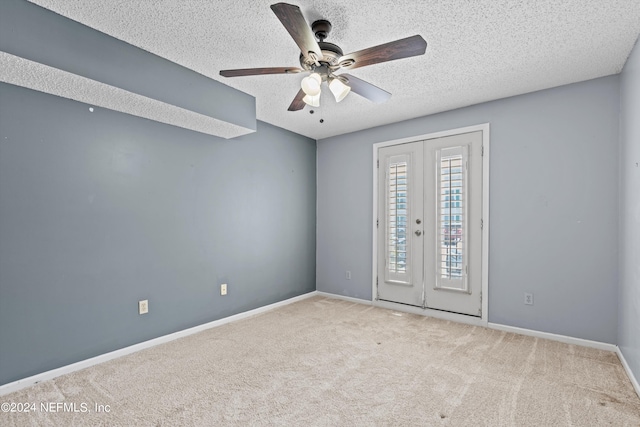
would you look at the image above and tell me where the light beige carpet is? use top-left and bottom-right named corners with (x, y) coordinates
top-left (2, 296), bottom-right (639, 426)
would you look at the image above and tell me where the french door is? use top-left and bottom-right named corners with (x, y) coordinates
top-left (376, 131), bottom-right (483, 316)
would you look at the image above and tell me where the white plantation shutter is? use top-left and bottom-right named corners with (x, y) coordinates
top-left (386, 155), bottom-right (411, 284)
top-left (436, 146), bottom-right (469, 292)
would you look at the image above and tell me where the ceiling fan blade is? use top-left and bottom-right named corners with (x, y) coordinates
top-left (271, 3), bottom-right (322, 62)
top-left (340, 74), bottom-right (391, 104)
top-left (220, 67), bottom-right (303, 77)
top-left (337, 35), bottom-right (427, 70)
top-left (288, 88), bottom-right (307, 111)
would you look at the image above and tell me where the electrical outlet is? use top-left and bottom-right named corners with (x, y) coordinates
top-left (346, 270), bottom-right (351, 280)
top-left (220, 283), bottom-right (227, 296)
top-left (138, 299), bottom-right (149, 314)
top-left (524, 293), bottom-right (534, 305)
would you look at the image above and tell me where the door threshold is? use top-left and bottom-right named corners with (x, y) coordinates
top-left (374, 299), bottom-right (487, 327)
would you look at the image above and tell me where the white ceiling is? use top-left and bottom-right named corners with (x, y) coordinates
top-left (29, 0), bottom-right (640, 140)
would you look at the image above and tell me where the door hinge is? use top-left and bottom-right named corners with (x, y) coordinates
top-left (376, 218), bottom-right (379, 228)
top-left (481, 145), bottom-right (484, 156)
top-left (376, 276), bottom-right (379, 300)
top-left (377, 159), bottom-right (379, 168)
top-left (481, 218), bottom-right (484, 229)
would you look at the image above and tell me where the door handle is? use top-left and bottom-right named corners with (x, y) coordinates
top-left (415, 230), bottom-right (422, 236)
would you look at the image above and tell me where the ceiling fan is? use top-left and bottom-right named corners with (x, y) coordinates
top-left (219, 3), bottom-right (427, 111)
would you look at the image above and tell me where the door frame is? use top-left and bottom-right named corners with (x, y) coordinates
top-left (371, 123), bottom-right (490, 326)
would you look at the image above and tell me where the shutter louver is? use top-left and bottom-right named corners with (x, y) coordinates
top-left (436, 146), bottom-right (469, 292)
top-left (385, 156), bottom-right (411, 285)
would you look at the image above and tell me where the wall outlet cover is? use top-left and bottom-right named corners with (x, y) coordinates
top-left (139, 299), bottom-right (149, 314)
top-left (524, 293), bottom-right (534, 305)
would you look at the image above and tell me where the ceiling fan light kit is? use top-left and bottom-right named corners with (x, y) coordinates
top-left (302, 93), bottom-right (320, 107)
top-left (301, 72), bottom-right (322, 96)
top-left (329, 77), bottom-right (351, 103)
top-left (219, 3), bottom-right (427, 111)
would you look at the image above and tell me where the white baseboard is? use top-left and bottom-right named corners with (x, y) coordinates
top-left (0, 291), bottom-right (318, 397)
top-left (616, 347), bottom-right (640, 399)
top-left (316, 291), bottom-right (373, 305)
top-left (487, 323), bottom-right (617, 352)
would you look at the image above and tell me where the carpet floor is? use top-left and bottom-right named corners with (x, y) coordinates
top-left (2, 296), bottom-right (640, 426)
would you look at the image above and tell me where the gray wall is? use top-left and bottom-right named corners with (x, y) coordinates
top-left (619, 37), bottom-right (640, 384)
top-left (317, 76), bottom-right (620, 344)
top-left (0, 83), bottom-right (316, 386)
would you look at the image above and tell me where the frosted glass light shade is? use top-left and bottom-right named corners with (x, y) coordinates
top-left (329, 78), bottom-right (351, 102)
top-left (301, 73), bottom-right (322, 96)
top-left (302, 94), bottom-right (320, 107)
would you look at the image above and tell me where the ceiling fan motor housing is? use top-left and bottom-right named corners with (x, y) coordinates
top-left (300, 41), bottom-right (344, 70)
top-left (298, 19), bottom-right (345, 72)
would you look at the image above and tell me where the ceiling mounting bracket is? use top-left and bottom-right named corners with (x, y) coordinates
top-left (312, 20), bottom-right (332, 42)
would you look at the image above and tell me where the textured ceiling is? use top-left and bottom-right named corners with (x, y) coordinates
top-left (29, 0), bottom-right (640, 140)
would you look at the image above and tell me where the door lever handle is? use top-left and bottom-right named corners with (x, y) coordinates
top-left (415, 230), bottom-right (422, 236)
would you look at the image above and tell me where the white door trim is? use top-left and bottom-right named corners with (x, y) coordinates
top-left (372, 123), bottom-right (490, 325)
